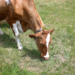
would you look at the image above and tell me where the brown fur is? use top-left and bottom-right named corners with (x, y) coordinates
top-left (0, 0), bottom-right (54, 60)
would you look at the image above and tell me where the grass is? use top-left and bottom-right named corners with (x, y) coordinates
top-left (0, 63), bottom-right (36, 75)
top-left (0, 0), bottom-right (75, 75)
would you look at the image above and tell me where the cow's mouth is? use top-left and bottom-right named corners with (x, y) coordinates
top-left (41, 54), bottom-right (49, 60)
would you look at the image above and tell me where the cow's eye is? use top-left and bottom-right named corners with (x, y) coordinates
top-left (40, 44), bottom-right (45, 46)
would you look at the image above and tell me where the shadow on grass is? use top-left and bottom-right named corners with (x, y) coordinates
top-left (22, 46), bottom-right (45, 61)
top-left (0, 33), bottom-right (16, 48)
top-left (0, 23), bottom-right (14, 47)
top-left (0, 33), bottom-right (44, 61)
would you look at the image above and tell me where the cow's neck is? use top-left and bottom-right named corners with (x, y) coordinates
top-left (30, 13), bottom-right (44, 33)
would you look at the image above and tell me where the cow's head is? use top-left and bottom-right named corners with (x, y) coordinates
top-left (29, 28), bottom-right (54, 60)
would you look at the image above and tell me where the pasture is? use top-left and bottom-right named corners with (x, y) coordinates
top-left (0, 0), bottom-right (75, 75)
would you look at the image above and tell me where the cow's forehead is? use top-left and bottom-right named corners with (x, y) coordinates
top-left (43, 33), bottom-right (50, 59)
top-left (46, 33), bottom-right (50, 48)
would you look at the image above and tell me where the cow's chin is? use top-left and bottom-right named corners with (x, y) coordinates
top-left (35, 41), bottom-right (49, 60)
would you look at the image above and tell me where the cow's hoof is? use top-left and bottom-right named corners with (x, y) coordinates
top-left (18, 46), bottom-right (23, 50)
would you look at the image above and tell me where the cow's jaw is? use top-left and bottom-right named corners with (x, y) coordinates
top-left (44, 33), bottom-right (50, 60)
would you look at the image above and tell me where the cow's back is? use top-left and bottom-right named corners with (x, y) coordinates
top-left (0, 0), bottom-right (9, 20)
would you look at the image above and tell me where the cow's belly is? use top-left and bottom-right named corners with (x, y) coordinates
top-left (0, 12), bottom-right (8, 20)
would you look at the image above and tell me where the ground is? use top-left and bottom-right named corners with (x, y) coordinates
top-left (0, 0), bottom-right (75, 75)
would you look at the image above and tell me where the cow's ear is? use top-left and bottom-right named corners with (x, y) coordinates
top-left (29, 34), bottom-right (38, 38)
top-left (42, 28), bottom-right (54, 34)
top-left (49, 28), bottom-right (54, 34)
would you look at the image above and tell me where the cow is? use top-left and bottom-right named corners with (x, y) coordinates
top-left (0, 0), bottom-right (54, 60)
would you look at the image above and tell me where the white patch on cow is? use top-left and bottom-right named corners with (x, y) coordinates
top-left (17, 21), bottom-right (24, 33)
top-left (5, 0), bottom-right (10, 5)
top-left (44, 33), bottom-right (50, 58)
top-left (13, 21), bottom-right (24, 36)
top-left (46, 33), bottom-right (50, 48)
top-left (15, 37), bottom-right (23, 50)
top-left (0, 28), bottom-right (4, 35)
top-left (13, 21), bottom-right (23, 50)
top-left (44, 51), bottom-right (49, 58)
top-left (13, 23), bottom-right (19, 36)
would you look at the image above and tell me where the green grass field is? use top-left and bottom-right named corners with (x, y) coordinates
top-left (0, 0), bottom-right (75, 75)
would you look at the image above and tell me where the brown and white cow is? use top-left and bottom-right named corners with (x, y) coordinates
top-left (0, 0), bottom-right (54, 60)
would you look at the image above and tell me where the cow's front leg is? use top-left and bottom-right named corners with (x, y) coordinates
top-left (15, 35), bottom-right (23, 50)
top-left (0, 28), bottom-right (4, 35)
top-left (13, 22), bottom-right (23, 50)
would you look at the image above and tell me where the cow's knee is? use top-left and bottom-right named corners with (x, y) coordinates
top-left (15, 36), bottom-right (23, 50)
top-left (12, 22), bottom-right (19, 36)
top-left (14, 33), bottom-right (23, 50)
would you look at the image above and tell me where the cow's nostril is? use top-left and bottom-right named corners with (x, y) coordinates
top-left (44, 57), bottom-right (49, 60)
top-left (41, 54), bottom-right (49, 60)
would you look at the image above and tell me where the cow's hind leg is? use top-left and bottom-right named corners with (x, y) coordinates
top-left (12, 22), bottom-right (23, 50)
top-left (0, 28), bottom-right (4, 35)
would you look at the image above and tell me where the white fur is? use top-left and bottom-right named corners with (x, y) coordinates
top-left (13, 21), bottom-right (23, 50)
top-left (44, 33), bottom-right (50, 58)
top-left (0, 28), bottom-right (4, 35)
top-left (5, 0), bottom-right (10, 5)
top-left (15, 37), bottom-right (23, 50)
top-left (17, 21), bottom-right (24, 33)
top-left (13, 21), bottom-right (24, 36)
top-left (13, 23), bottom-right (19, 36)
top-left (44, 51), bottom-right (49, 58)
top-left (46, 33), bottom-right (50, 48)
